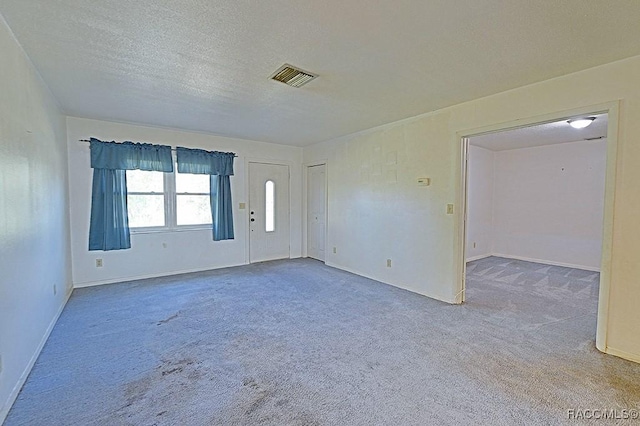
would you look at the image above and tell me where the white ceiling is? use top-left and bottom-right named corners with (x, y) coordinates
top-left (470, 113), bottom-right (608, 151)
top-left (1, 1), bottom-right (639, 146)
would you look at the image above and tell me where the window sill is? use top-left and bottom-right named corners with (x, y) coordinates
top-left (131, 225), bottom-right (212, 235)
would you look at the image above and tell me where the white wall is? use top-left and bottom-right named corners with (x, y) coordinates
top-left (492, 140), bottom-right (607, 270)
top-left (304, 54), bottom-right (640, 362)
top-left (66, 117), bottom-right (303, 287)
top-left (465, 145), bottom-right (494, 261)
top-left (465, 140), bottom-right (606, 270)
top-left (0, 17), bottom-right (72, 423)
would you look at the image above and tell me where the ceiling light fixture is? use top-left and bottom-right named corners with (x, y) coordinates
top-left (568, 117), bottom-right (596, 129)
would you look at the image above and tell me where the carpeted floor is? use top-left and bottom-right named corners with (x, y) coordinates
top-left (5, 257), bottom-right (640, 425)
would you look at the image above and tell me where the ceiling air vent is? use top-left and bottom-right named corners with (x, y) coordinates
top-left (270, 64), bottom-right (318, 88)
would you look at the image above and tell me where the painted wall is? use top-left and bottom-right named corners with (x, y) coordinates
top-left (492, 140), bottom-right (606, 270)
top-left (0, 17), bottom-right (72, 422)
top-left (465, 145), bottom-right (494, 261)
top-left (66, 117), bottom-right (303, 287)
top-left (304, 54), bottom-right (640, 362)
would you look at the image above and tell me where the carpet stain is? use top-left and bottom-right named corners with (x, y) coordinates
top-left (158, 357), bottom-right (197, 377)
top-left (242, 377), bottom-right (272, 415)
top-left (275, 398), bottom-right (289, 407)
top-left (118, 357), bottom-right (204, 418)
top-left (161, 366), bottom-right (183, 376)
top-left (122, 375), bottom-right (153, 409)
top-left (156, 312), bottom-right (180, 325)
top-left (236, 377), bottom-right (321, 425)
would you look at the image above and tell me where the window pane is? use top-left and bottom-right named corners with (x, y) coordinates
top-left (176, 172), bottom-right (209, 193)
top-left (126, 170), bottom-right (164, 192)
top-left (265, 180), bottom-right (275, 232)
top-left (177, 195), bottom-right (211, 226)
top-left (127, 194), bottom-right (165, 227)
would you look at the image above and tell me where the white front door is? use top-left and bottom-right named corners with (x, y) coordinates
top-left (307, 164), bottom-right (326, 261)
top-left (249, 162), bottom-right (290, 263)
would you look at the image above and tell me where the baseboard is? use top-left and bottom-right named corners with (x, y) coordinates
top-left (324, 261), bottom-right (456, 304)
top-left (73, 262), bottom-right (248, 288)
top-left (604, 346), bottom-right (640, 364)
top-left (465, 254), bottom-right (492, 262)
top-left (75, 256), bottom-right (304, 289)
top-left (490, 253), bottom-right (600, 272)
top-left (0, 290), bottom-right (72, 425)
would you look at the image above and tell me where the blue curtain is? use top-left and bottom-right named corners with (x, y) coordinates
top-left (177, 147), bottom-right (235, 241)
top-left (88, 138), bottom-right (173, 251)
top-left (89, 169), bottom-right (131, 251)
top-left (210, 175), bottom-right (234, 240)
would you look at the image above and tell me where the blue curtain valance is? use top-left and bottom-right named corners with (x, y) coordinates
top-left (90, 138), bottom-right (173, 172)
top-left (176, 147), bottom-right (235, 176)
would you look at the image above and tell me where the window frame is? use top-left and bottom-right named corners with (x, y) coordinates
top-left (127, 159), bottom-right (213, 234)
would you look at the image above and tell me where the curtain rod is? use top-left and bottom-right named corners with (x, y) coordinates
top-left (78, 139), bottom-right (237, 157)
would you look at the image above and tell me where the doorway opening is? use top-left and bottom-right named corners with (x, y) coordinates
top-left (457, 105), bottom-right (619, 352)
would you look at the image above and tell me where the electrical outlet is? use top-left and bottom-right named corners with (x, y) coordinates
top-left (387, 259), bottom-right (392, 267)
top-left (96, 259), bottom-right (103, 267)
top-left (333, 247), bottom-right (337, 254)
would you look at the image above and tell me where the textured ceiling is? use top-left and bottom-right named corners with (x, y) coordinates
top-left (470, 113), bottom-right (608, 151)
top-left (1, 1), bottom-right (639, 146)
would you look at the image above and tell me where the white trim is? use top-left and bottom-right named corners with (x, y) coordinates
top-left (455, 101), bottom-right (620, 354)
top-left (465, 254), bottom-right (492, 262)
top-left (73, 262), bottom-right (247, 288)
top-left (595, 102), bottom-right (620, 353)
top-left (455, 137), bottom-right (470, 303)
top-left (302, 160), bottom-right (328, 261)
top-left (489, 253), bottom-right (600, 272)
top-left (604, 347), bottom-right (640, 364)
top-left (130, 225), bottom-right (212, 235)
top-left (0, 290), bottom-right (72, 424)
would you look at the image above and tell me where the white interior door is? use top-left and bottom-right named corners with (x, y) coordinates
top-left (307, 164), bottom-right (326, 261)
top-left (249, 162), bottom-right (290, 263)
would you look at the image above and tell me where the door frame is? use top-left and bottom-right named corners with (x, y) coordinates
top-left (302, 160), bottom-right (328, 260)
top-left (454, 101), bottom-right (620, 353)
top-left (245, 158), bottom-right (293, 264)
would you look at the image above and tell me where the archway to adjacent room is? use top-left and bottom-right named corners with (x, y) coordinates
top-left (455, 103), bottom-right (619, 352)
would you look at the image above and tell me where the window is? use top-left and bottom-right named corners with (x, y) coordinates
top-left (265, 180), bottom-right (275, 232)
top-left (176, 172), bottom-right (210, 226)
top-left (126, 169), bottom-right (165, 227)
top-left (125, 166), bottom-right (212, 231)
